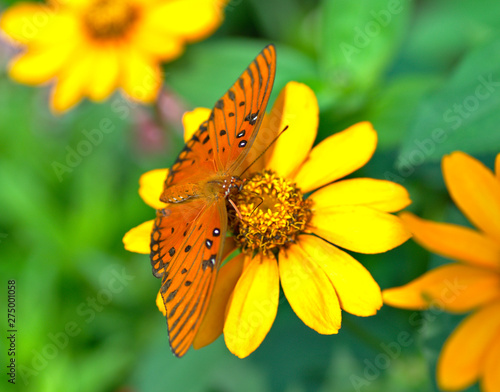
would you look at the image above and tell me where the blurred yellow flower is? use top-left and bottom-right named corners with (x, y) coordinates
top-left (0, 0), bottom-right (226, 113)
top-left (123, 82), bottom-right (412, 358)
top-left (383, 152), bottom-right (500, 392)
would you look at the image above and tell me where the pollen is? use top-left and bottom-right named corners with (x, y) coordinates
top-left (230, 170), bottom-right (313, 254)
top-left (83, 0), bottom-right (139, 40)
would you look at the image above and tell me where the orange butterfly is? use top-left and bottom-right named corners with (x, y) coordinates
top-left (150, 45), bottom-right (276, 357)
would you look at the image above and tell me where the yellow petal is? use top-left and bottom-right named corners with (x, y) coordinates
top-left (263, 82), bottom-right (318, 178)
top-left (132, 20), bottom-right (184, 61)
top-left (139, 169), bottom-right (168, 209)
top-left (120, 48), bottom-right (161, 103)
top-left (293, 122), bottom-right (377, 193)
top-left (0, 4), bottom-right (77, 45)
top-left (279, 241), bottom-right (341, 334)
top-left (86, 46), bottom-right (119, 102)
top-left (383, 264), bottom-right (500, 312)
top-left (224, 254), bottom-right (279, 358)
top-left (298, 235), bottom-right (382, 317)
top-left (496, 153), bottom-right (500, 181)
top-left (481, 330), bottom-right (500, 392)
top-left (123, 220), bottom-right (154, 254)
top-left (309, 205), bottom-right (410, 254)
top-left (311, 178), bottom-right (411, 213)
top-left (400, 212), bottom-right (500, 271)
top-left (145, 0), bottom-right (224, 43)
top-left (8, 44), bottom-right (73, 85)
top-left (50, 48), bottom-right (94, 113)
top-left (1, 3), bottom-right (50, 44)
top-left (156, 289), bottom-right (166, 316)
top-left (443, 152), bottom-right (500, 242)
top-left (193, 254), bottom-right (244, 349)
top-left (182, 108), bottom-right (211, 142)
top-left (437, 300), bottom-right (500, 391)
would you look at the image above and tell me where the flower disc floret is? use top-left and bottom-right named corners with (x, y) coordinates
top-left (231, 170), bottom-right (313, 254)
top-left (83, 0), bottom-right (139, 40)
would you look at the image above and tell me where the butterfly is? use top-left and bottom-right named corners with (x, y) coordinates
top-left (150, 45), bottom-right (276, 357)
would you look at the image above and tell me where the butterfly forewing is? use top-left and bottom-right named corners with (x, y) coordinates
top-left (164, 44), bottom-right (276, 190)
top-left (208, 44), bottom-right (276, 174)
top-left (163, 122), bottom-right (217, 190)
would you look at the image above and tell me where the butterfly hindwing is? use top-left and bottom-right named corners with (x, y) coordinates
top-left (152, 199), bottom-right (228, 357)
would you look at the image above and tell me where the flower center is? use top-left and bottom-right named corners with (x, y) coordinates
top-left (230, 170), bottom-right (313, 255)
top-left (83, 0), bottom-right (139, 40)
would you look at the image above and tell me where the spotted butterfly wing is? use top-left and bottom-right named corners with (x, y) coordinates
top-left (150, 45), bottom-right (276, 357)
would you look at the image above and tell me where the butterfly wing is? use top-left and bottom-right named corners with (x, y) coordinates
top-left (151, 198), bottom-right (227, 357)
top-left (163, 44), bottom-right (276, 192)
top-left (208, 44), bottom-right (276, 174)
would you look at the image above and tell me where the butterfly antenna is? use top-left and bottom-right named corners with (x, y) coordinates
top-left (251, 195), bottom-right (264, 214)
top-left (240, 125), bottom-right (289, 177)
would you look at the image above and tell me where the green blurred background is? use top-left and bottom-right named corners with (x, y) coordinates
top-left (1, 0), bottom-right (500, 391)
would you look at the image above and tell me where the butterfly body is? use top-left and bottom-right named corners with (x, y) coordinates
top-left (150, 45), bottom-right (276, 357)
top-left (160, 175), bottom-right (242, 204)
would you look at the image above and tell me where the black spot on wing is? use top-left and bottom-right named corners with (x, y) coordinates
top-left (245, 111), bottom-right (259, 125)
top-left (166, 289), bottom-right (178, 303)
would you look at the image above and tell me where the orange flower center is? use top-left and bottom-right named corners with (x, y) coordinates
top-left (83, 0), bottom-right (139, 40)
top-left (230, 170), bottom-right (313, 255)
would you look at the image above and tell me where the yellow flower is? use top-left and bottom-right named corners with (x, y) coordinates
top-left (383, 152), bottom-right (500, 392)
top-left (123, 81), bottom-right (412, 358)
top-left (0, 0), bottom-right (225, 113)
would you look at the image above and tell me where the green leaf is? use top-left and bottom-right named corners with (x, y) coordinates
top-left (318, 0), bottom-right (412, 111)
top-left (399, 39), bottom-right (500, 166)
top-left (402, 0), bottom-right (500, 72)
top-left (363, 75), bottom-right (442, 149)
top-left (166, 38), bottom-right (317, 109)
